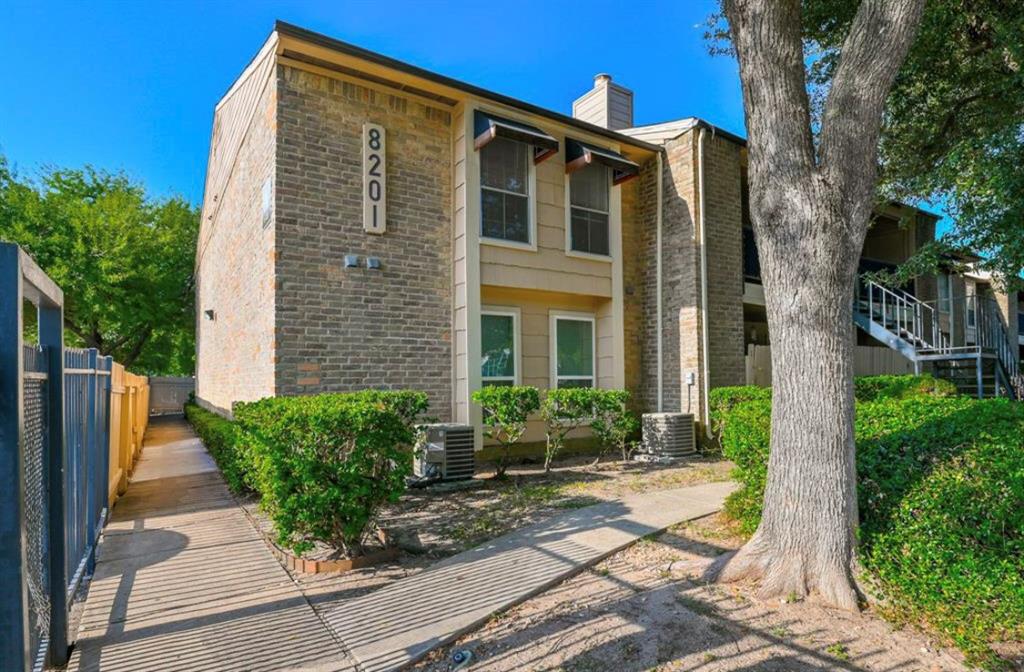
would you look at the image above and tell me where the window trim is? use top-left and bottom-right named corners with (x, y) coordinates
top-left (564, 167), bottom-right (612, 262)
top-left (937, 273), bottom-right (953, 314)
top-left (478, 131), bottom-right (537, 252)
top-left (549, 311), bottom-right (597, 389)
top-left (481, 306), bottom-right (521, 386)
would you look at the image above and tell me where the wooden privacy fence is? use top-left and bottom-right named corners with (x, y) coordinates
top-left (1, 243), bottom-right (150, 671)
top-left (108, 364), bottom-right (150, 506)
top-left (746, 344), bottom-right (914, 387)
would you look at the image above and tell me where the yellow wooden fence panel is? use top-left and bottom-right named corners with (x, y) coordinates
top-left (107, 363), bottom-right (150, 507)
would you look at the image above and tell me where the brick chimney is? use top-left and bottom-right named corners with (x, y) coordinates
top-left (572, 73), bottom-right (634, 130)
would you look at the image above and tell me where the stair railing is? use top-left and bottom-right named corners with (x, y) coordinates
top-left (855, 277), bottom-right (945, 352)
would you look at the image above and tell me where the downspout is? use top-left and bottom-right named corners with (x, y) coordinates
top-left (697, 128), bottom-right (713, 439)
top-left (656, 151), bottom-right (664, 412)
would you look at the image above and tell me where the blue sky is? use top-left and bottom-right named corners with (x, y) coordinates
top-left (0, 0), bottom-right (743, 206)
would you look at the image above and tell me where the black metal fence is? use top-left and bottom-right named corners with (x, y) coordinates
top-left (1, 243), bottom-right (120, 671)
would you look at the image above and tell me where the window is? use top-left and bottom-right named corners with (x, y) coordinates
top-left (938, 273), bottom-right (952, 313)
top-left (550, 314), bottom-right (595, 389)
top-left (481, 311), bottom-right (518, 386)
top-left (569, 164), bottom-right (610, 256)
top-left (480, 138), bottom-right (531, 244)
top-left (966, 292), bottom-right (977, 328)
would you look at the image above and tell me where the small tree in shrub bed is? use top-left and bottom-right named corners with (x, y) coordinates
top-left (589, 389), bottom-right (640, 464)
top-left (472, 385), bottom-right (540, 478)
top-left (234, 390), bottom-right (428, 557)
top-left (711, 374), bottom-right (1024, 668)
top-left (541, 388), bottom-right (600, 472)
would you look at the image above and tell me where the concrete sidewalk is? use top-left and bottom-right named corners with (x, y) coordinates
top-left (67, 416), bottom-right (352, 672)
top-left (324, 480), bottom-right (735, 672)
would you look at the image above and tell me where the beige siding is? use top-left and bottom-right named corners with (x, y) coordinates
top-left (453, 107), bottom-right (471, 424)
top-left (480, 285), bottom-right (609, 443)
top-left (478, 133), bottom-right (614, 297)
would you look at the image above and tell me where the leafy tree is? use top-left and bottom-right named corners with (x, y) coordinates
top-left (710, 0), bottom-right (1024, 286)
top-left (472, 385), bottom-right (541, 478)
top-left (0, 155), bottom-right (198, 374)
top-left (588, 389), bottom-right (640, 464)
top-left (709, 0), bottom-right (926, 610)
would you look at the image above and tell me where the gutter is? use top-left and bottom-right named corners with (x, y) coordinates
top-left (697, 128), bottom-right (713, 439)
top-left (656, 151), bottom-right (664, 412)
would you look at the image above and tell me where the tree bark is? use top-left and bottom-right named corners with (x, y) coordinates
top-left (714, 0), bottom-right (925, 609)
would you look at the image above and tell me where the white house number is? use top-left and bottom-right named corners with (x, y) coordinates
top-left (362, 123), bottom-right (386, 234)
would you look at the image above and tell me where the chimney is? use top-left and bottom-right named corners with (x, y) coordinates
top-left (572, 73), bottom-right (634, 130)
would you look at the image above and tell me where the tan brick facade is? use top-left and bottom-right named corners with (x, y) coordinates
top-left (195, 68), bottom-right (277, 416)
top-left (274, 66), bottom-right (454, 419)
top-left (203, 26), bottom-right (969, 429)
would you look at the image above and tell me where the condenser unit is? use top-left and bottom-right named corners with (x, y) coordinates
top-left (640, 413), bottom-right (696, 459)
top-left (414, 423), bottom-right (475, 482)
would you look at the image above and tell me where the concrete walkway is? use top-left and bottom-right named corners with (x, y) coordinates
top-left (67, 417), bottom-right (352, 672)
top-left (68, 416), bottom-right (733, 672)
top-left (324, 480), bottom-right (736, 672)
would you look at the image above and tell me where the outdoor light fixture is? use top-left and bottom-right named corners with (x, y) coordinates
top-left (344, 254), bottom-right (359, 268)
top-left (204, 309), bottom-right (216, 321)
top-left (366, 257), bottom-right (381, 270)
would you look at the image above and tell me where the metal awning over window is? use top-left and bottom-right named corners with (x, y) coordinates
top-left (474, 110), bottom-right (559, 164)
top-left (565, 137), bottom-right (639, 185)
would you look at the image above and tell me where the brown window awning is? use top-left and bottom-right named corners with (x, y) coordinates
top-left (474, 110), bottom-right (559, 164)
top-left (565, 137), bottom-right (639, 185)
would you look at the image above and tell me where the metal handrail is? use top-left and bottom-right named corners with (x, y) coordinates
top-left (855, 277), bottom-right (947, 352)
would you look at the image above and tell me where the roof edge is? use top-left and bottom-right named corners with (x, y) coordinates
top-left (273, 20), bottom-right (662, 154)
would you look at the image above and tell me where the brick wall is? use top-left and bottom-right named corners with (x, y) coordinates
top-left (274, 65), bottom-right (454, 418)
top-left (195, 76), bottom-right (277, 415)
top-left (701, 134), bottom-right (746, 388)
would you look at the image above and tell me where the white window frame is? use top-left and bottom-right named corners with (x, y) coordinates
top-left (549, 311), bottom-right (597, 389)
top-left (481, 306), bottom-right (521, 386)
top-left (564, 167), bottom-right (612, 262)
top-left (479, 136), bottom-right (537, 252)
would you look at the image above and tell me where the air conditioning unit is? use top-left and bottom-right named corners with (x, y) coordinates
top-left (414, 423), bottom-right (475, 482)
top-left (640, 413), bottom-right (696, 460)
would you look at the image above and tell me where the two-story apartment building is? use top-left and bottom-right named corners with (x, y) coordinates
top-left (196, 22), bottom-right (1020, 443)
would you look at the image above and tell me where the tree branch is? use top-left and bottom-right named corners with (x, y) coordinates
top-left (818, 0), bottom-right (926, 217)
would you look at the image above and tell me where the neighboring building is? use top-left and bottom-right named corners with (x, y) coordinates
top-left (196, 22), bottom-right (1021, 442)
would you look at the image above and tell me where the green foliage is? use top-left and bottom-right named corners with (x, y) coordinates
top-left (853, 373), bottom-right (956, 403)
top-left (541, 387), bottom-right (600, 472)
top-left (588, 389), bottom-right (640, 462)
top-left (714, 375), bottom-right (1024, 667)
top-left (0, 156), bottom-right (199, 374)
top-left (184, 403), bottom-right (247, 494)
top-left (233, 391), bottom-right (428, 556)
top-left (472, 385), bottom-right (541, 477)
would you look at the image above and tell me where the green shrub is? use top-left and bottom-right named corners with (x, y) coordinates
top-left (853, 373), bottom-right (956, 402)
top-left (542, 388), bottom-right (600, 471)
top-left (715, 375), bottom-right (1024, 667)
top-left (588, 389), bottom-right (640, 463)
top-left (184, 403), bottom-right (247, 494)
top-left (234, 390), bottom-right (428, 556)
top-left (472, 385), bottom-right (541, 477)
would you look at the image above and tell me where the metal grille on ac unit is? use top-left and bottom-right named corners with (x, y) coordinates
top-left (414, 424), bottom-right (475, 482)
top-left (641, 413), bottom-right (696, 458)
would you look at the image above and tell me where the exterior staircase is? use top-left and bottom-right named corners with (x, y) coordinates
top-left (854, 278), bottom-right (1022, 400)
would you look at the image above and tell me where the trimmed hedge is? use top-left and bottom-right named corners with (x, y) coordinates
top-left (186, 391), bottom-right (428, 557)
top-left (234, 391), bottom-right (428, 556)
top-left (711, 375), bottom-right (1024, 667)
top-left (184, 403), bottom-right (246, 494)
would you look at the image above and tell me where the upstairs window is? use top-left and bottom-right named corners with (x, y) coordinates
top-left (480, 138), bottom-right (531, 244)
top-left (569, 164), bottom-right (610, 256)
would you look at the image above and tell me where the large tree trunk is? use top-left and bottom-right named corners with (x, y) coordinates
top-left (715, 0), bottom-right (925, 608)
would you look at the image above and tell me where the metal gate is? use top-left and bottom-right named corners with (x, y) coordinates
top-left (1, 244), bottom-right (118, 671)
